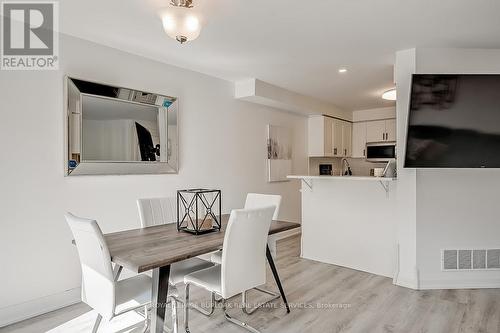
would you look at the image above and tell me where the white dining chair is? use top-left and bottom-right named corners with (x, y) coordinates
top-left (210, 193), bottom-right (282, 313)
top-left (65, 212), bottom-right (177, 333)
top-left (183, 206), bottom-right (276, 333)
top-left (211, 193), bottom-right (281, 265)
top-left (245, 193), bottom-right (282, 259)
top-left (137, 198), bottom-right (215, 317)
top-left (244, 193), bottom-right (282, 220)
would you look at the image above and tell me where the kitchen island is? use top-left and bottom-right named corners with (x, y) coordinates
top-left (288, 175), bottom-right (398, 278)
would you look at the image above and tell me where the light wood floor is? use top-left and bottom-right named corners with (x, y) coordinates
top-left (2, 235), bottom-right (500, 333)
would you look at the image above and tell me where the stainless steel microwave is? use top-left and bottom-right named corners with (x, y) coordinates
top-left (366, 142), bottom-right (396, 162)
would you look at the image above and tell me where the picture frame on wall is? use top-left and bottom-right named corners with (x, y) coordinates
top-left (267, 124), bottom-right (292, 182)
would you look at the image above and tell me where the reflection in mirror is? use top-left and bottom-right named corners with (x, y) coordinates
top-left (66, 77), bottom-right (178, 175)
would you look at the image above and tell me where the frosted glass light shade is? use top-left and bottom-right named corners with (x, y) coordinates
top-left (162, 6), bottom-right (201, 43)
top-left (382, 88), bottom-right (397, 101)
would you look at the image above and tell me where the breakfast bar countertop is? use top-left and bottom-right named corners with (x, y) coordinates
top-left (287, 175), bottom-right (396, 181)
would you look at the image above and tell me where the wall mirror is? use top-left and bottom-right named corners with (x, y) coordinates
top-left (66, 77), bottom-right (178, 175)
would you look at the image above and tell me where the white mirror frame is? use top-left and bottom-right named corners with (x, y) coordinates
top-left (64, 76), bottom-right (179, 176)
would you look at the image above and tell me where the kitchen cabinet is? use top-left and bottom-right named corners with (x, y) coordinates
top-left (308, 116), bottom-right (352, 157)
top-left (366, 119), bottom-right (396, 143)
top-left (332, 119), bottom-right (343, 157)
top-left (385, 119), bottom-right (397, 141)
top-left (308, 116), bottom-right (396, 157)
top-left (352, 122), bottom-right (366, 158)
top-left (366, 120), bottom-right (386, 143)
top-left (308, 116), bottom-right (333, 157)
top-left (341, 121), bottom-right (352, 157)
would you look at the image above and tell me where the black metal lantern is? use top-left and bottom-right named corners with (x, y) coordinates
top-left (177, 189), bottom-right (221, 235)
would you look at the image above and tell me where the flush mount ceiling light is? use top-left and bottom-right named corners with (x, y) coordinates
top-left (382, 88), bottom-right (397, 101)
top-left (338, 68), bottom-right (348, 73)
top-left (162, 0), bottom-right (202, 44)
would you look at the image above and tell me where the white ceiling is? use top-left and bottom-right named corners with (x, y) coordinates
top-left (82, 95), bottom-right (158, 121)
top-left (60, 0), bottom-right (500, 111)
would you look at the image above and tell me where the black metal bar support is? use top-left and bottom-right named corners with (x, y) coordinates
top-left (266, 245), bottom-right (290, 313)
top-left (151, 265), bottom-right (171, 333)
top-left (219, 191), bottom-right (222, 231)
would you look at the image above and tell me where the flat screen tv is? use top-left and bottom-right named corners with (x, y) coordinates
top-left (405, 74), bottom-right (500, 168)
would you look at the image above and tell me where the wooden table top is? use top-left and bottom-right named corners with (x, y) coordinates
top-left (104, 214), bottom-right (300, 273)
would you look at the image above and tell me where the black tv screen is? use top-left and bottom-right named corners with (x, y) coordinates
top-left (405, 74), bottom-right (500, 168)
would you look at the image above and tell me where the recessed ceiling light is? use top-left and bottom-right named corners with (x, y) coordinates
top-left (382, 88), bottom-right (397, 101)
top-left (338, 68), bottom-right (348, 73)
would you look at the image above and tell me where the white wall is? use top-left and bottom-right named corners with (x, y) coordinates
top-left (414, 49), bottom-right (500, 289)
top-left (352, 106), bottom-right (396, 122)
top-left (0, 34), bottom-right (308, 326)
top-left (235, 79), bottom-right (352, 120)
top-left (393, 49), bottom-right (418, 289)
top-left (395, 48), bottom-right (500, 289)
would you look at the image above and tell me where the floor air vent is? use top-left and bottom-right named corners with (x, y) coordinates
top-left (442, 249), bottom-right (500, 271)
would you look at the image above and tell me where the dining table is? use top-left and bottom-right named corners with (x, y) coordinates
top-left (102, 213), bottom-right (300, 333)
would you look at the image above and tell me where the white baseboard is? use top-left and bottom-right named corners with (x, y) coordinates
top-left (394, 276), bottom-right (419, 290)
top-left (418, 278), bottom-right (500, 290)
top-left (301, 253), bottom-right (394, 279)
top-left (0, 287), bottom-right (81, 328)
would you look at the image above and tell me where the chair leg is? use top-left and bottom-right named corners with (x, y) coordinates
top-left (190, 291), bottom-right (215, 316)
top-left (222, 299), bottom-right (260, 333)
top-left (171, 296), bottom-right (178, 333)
top-left (242, 288), bottom-right (280, 315)
top-left (92, 314), bottom-right (102, 333)
top-left (175, 290), bottom-right (216, 317)
top-left (162, 296), bottom-right (180, 333)
top-left (141, 305), bottom-right (150, 333)
top-left (184, 283), bottom-right (191, 333)
top-left (182, 285), bottom-right (217, 332)
top-left (214, 292), bottom-right (223, 303)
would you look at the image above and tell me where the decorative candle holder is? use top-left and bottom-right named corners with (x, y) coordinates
top-left (177, 189), bottom-right (221, 235)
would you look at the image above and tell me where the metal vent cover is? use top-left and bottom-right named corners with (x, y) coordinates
top-left (442, 249), bottom-right (500, 271)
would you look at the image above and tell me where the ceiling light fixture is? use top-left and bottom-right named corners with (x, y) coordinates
top-left (338, 68), bottom-right (348, 73)
top-left (162, 0), bottom-right (202, 44)
top-left (382, 88), bottom-right (397, 101)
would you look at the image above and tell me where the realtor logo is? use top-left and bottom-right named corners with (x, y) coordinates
top-left (1, 1), bottom-right (59, 70)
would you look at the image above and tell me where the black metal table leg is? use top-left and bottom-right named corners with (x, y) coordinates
top-left (151, 265), bottom-right (171, 333)
top-left (266, 245), bottom-right (290, 313)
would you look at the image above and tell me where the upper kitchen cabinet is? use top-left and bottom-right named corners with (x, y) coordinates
top-left (308, 115), bottom-right (333, 157)
top-left (366, 120), bottom-right (386, 143)
top-left (340, 121), bottom-right (352, 157)
top-left (366, 119), bottom-right (396, 143)
top-left (308, 116), bottom-right (352, 157)
top-left (385, 118), bottom-right (396, 141)
top-left (332, 118), bottom-right (343, 157)
top-left (352, 122), bottom-right (366, 158)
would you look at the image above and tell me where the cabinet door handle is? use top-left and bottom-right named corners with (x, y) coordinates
top-left (334, 148), bottom-right (337, 155)
top-left (344, 149), bottom-right (347, 156)
top-left (383, 133), bottom-right (385, 140)
top-left (363, 149), bottom-right (365, 157)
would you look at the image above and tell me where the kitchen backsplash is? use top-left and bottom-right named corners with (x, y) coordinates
top-left (309, 157), bottom-right (388, 176)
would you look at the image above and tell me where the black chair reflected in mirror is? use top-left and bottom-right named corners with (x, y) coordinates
top-left (135, 122), bottom-right (160, 161)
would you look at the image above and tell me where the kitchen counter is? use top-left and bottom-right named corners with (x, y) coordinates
top-left (287, 175), bottom-right (396, 181)
top-left (289, 173), bottom-right (398, 278)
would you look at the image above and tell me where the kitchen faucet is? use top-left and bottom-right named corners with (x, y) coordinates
top-left (341, 158), bottom-right (353, 176)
